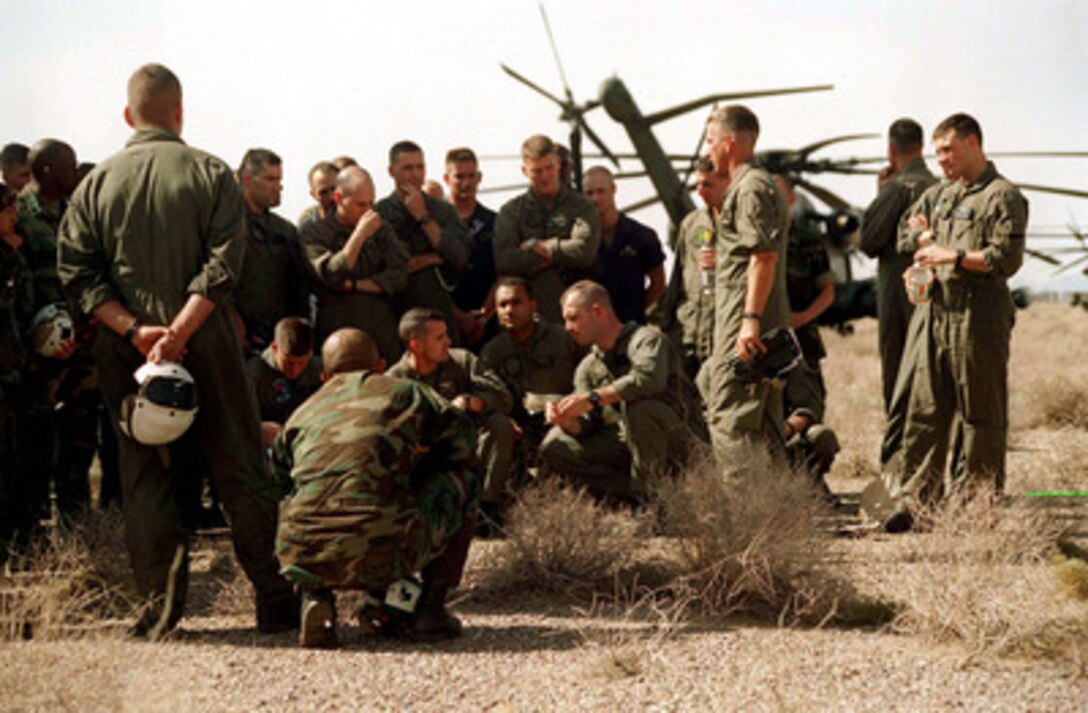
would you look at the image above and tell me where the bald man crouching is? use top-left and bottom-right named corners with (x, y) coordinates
top-left (272, 328), bottom-right (479, 647)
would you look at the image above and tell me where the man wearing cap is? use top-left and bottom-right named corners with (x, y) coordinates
top-left (57, 63), bottom-right (297, 638)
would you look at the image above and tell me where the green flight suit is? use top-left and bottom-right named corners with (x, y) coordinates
top-left (540, 323), bottom-right (705, 500)
top-left (232, 206), bottom-right (309, 351)
top-left (17, 188), bottom-right (99, 517)
top-left (376, 193), bottom-right (468, 342)
top-left (786, 216), bottom-right (837, 400)
top-left (388, 349), bottom-right (515, 505)
top-left (659, 206), bottom-right (717, 381)
top-left (0, 238), bottom-right (31, 559)
top-left (705, 163), bottom-right (791, 457)
top-left (57, 128), bottom-right (295, 624)
top-left (860, 157), bottom-right (938, 412)
top-left (894, 162), bottom-right (1027, 500)
top-left (493, 187), bottom-right (601, 324)
top-left (300, 210), bottom-right (408, 361)
top-left (245, 347), bottom-right (323, 425)
top-left (273, 371), bottom-right (478, 591)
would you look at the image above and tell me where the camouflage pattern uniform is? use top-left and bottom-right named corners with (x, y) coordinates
top-left (894, 162), bottom-right (1027, 500)
top-left (300, 211), bottom-right (408, 361)
top-left (705, 163), bottom-right (791, 456)
top-left (860, 157), bottom-right (938, 413)
top-left (245, 347), bottom-right (323, 425)
top-left (493, 187), bottom-right (601, 324)
top-left (0, 237), bottom-right (31, 558)
top-left (388, 349), bottom-right (515, 505)
top-left (273, 371), bottom-right (479, 590)
top-left (541, 323), bottom-right (705, 500)
top-left (57, 127), bottom-right (295, 624)
top-left (17, 188), bottom-right (100, 516)
top-left (232, 206), bottom-right (309, 351)
top-left (659, 206), bottom-right (716, 381)
top-left (376, 193), bottom-right (468, 342)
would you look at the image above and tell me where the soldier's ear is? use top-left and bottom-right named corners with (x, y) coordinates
top-left (374, 357), bottom-right (387, 375)
top-left (124, 106), bottom-right (135, 128)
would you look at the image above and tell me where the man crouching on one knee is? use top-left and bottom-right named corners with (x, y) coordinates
top-left (271, 327), bottom-right (479, 647)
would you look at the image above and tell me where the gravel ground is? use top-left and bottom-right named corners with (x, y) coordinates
top-left (1, 608), bottom-right (1084, 712)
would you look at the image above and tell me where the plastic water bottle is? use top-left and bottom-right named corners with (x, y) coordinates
top-left (699, 229), bottom-right (715, 295)
top-left (906, 262), bottom-right (934, 304)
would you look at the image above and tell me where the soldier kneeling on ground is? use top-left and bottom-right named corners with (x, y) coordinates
top-left (272, 328), bottom-right (479, 648)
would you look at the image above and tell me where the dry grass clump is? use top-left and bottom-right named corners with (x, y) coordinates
top-left (0, 508), bottom-right (138, 640)
top-left (1054, 555), bottom-right (1088, 601)
top-left (1022, 375), bottom-right (1088, 430)
top-left (655, 446), bottom-right (872, 624)
top-left (889, 491), bottom-right (1087, 662)
top-left (486, 477), bottom-right (652, 594)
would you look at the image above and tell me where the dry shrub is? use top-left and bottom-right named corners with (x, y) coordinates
top-left (655, 446), bottom-right (867, 624)
top-left (1054, 556), bottom-right (1088, 601)
top-left (890, 491), bottom-right (1087, 662)
top-left (0, 508), bottom-right (138, 640)
top-left (487, 477), bottom-right (651, 593)
top-left (1024, 376), bottom-right (1088, 430)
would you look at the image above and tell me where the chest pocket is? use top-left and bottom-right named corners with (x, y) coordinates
top-left (949, 205), bottom-right (984, 251)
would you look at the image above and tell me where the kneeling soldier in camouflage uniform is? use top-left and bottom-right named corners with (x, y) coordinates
top-left (273, 328), bottom-right (479, 647)
top-left (542, 281), bottom-right (705, 502)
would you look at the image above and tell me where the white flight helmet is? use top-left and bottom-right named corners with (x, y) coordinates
top-left (30, 303), bottom-right (75, 357)
top-left (119, 361), bottom-right (199, 446)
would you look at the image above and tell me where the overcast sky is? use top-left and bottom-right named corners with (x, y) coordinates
top-left (3, 0), bottom-right (1086, 289)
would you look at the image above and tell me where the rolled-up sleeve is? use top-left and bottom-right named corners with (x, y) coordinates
top-left (982, 187), bottom-right (1028, 277)
top-left (611, 329), bottom-right (669, 401)
top-left (736, 181), bottom-right (783, 254)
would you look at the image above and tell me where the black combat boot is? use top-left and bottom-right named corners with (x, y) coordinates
top-left (409, 584), bottom-right (463, 642)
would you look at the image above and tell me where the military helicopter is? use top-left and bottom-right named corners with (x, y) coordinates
top-left (491, 4), bottom-right (1088, 324)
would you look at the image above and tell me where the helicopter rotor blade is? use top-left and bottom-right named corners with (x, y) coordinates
top-left (1024, 247), bottom-right (1062, 266)
top-left (577, 118), bottom-right (620, 168)
top-left (642, 85), bottom-right (833, 125)
top-left (1054, 252), bottom-right (1088, 275)
top-left (795, 133), bottom-right (880, 158)
top-left (538, 2), bottom-right (573, 101)
top-left (500, 63), bottom-right (567, 109)
top-left (1017, 183), bottom-right (1088, 200)
top-left (794, 178), bottom-right (853, 212)
top-left (478, 182), bottom-right (529, 195)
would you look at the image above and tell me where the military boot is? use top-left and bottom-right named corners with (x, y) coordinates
top-left (409, 584), bottom-right (462, 642)
top-left (299, 588), bottom-right (337, 649)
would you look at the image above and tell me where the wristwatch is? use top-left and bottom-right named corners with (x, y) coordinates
top-left (954, 249), bottom-right (966, 270)
top-left (588, 390), bottom-right (602, 410)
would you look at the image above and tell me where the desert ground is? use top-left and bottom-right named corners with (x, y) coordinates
top-left (2, 303), bottom-right (1086, 712)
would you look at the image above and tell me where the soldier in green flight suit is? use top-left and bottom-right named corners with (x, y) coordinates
top-left (17, 138), bottom-right (99, 518)
top-left (887, 113), bottom-right (1028, 532)
top-left (273, 328), bottom-right (479, 647)
top-left (57, 63), bottom-right (296, 637)
top-left (493, 135), bottom-right (600, 324)
top-left (388, 308), bottom-right (515, 519)
top-left (376, 141), bottom-right (468, 343)
top-left (231, 148), bottom-right (309, 353)
top-left (702, 106), bottom-right (791, 458)
top-left (541, 281), bottom-right (705, 502)
top-left (860, 119), bottom-right (939, 419)
top-left (0, 183), bottom-right (32, 561)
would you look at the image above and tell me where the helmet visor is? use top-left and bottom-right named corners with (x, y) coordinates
top-left (142, 377), bottom-right (197, 410)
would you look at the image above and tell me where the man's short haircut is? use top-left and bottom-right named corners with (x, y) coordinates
top-left (706, 104), bottom-right (760, 138)
top-left (331, 156), bottom-right (357, 171)
top-left (445, 147), bottom-right (478, 166)
top-left (127, 63), bottom-right (182, 128)
top-left (335, 165), bottom-right (372, 195)
top-left (694, 155), bottom-right (716, 173)
top-left (888, 118), bottom-right (924, 153)
top-left (308, 160), bottom-right (338, 184)
top-left (521, 134), bottom-right (556, 162)
top-left (583, 165), bottom-right (614, 185)
top-left (562, 279), bottom-right (613, 311)
top-left (934, 113), bottom-right (983, 147)
top-left (1, 143), bottom-right (29, 171)
top-left (495, 275), bottom-right (534, 300)
top-left (322, 328), bottom-right (380, 376)
top-left (238, 148), bottom-right (281, 179)
top-left (389, 140), bottom-right (423, 166)
top-left (398, 307), bottom-right (445, 344)
top-left (274, 317), bottom-right (313, 357)
top-left (28, 139), bottom-right (74, 182)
